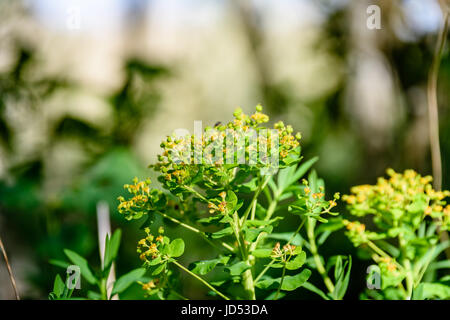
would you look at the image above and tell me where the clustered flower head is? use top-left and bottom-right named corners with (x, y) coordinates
top-left (151, 105), bottom-right (302, 193)
top-left (137, 227), bottom-right (165, 263)
top-left (343, 169), bottom-right (450, 230)
top-left (207, 191), bottom-right (228, 214)
top-left (271, 242), bottom-right (297, 259)
top-left (117, 176), bottom-right (170, 221)
top-left (288, 179), bottom-right (340, 222)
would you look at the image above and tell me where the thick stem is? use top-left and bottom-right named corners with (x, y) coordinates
top-left (404, 259), bottom-right (414, 300)
top-left (264, 199), bottom-right (278, 221)
top-left (399, 233), bottom-right (414, 300)
top-left (172, 260), bottom-right (230, 300)
top-left (99, 278), bottom-right (108, 300)
top-left (232, 211), bottom-right (256, 299)
top-left (241, 269), bottom-right (256, 300)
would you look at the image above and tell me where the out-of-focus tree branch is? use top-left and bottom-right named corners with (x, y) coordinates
top-left (427, 5), bottom-right (448, 191)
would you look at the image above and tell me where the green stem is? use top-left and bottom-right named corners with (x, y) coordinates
top-left (170, 290), bottom-right (188, 300)
top-left (254, 218), bottom-right (306, 283)
top-left (184, 186), bottom-right (209, 202)
top-left (404, 259), bottom-right (414, 300)
top-left (99, 278), bottom-right (108, 300)
top-left (307, 218), bottom-right (335, 295)
top-left (240, 175), bottom-right (271, 227)
top-left (399, 233), bottom-right (414, 300)
top-left (264, 198), bottom-right (278, 221)
top-left (172, 260), bottom-right (230, 300)
top-left (366, 240), bottom-right (393, 260)
top-left (232, 211), bottom-right (256, 299)
top-left (158, 212), bottom-right (234, 253)
top-left (255, 260), bottom-right (274, 283)
top-left (274, 264), bottom-right (287, 300)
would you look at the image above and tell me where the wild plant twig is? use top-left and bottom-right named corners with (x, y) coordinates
top-left (427, 9), bottom-right (448, 191)
top-left (0, 234), bottom-right (20, 300)
top-left (171, 260), bottom-right (230, 300)
top-left (427, 7), bottom-right (449, 258)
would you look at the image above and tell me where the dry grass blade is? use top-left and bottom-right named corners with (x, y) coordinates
top-left (0, 235), bottom-right (20, 300)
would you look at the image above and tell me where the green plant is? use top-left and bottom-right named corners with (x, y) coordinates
top-left (343, 169), bottom-right (450, 300)
top-left (117, 106), bottom-right (348, 300)
top-left (49, 229), bottom-right (146, 300)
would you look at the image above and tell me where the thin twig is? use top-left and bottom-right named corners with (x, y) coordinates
top-left (0, 234), bottom-right (20, 300)
top-left (171, 260), bottom-right (230, 300)
top-left (427, 7), bottom-right (449, 258)
top-left (427, 9), bottom-right (448, 191)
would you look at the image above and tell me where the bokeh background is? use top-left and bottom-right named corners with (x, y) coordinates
top-left (0, 0), bottom-right (449, 299)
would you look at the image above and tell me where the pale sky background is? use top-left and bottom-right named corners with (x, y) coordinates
top-left (29, 0), bottom-right (443, 35)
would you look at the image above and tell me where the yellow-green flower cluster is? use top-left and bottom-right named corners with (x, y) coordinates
top-left (207, 191), bottom-right (228, 214)
top-left (151, 105), bottom-right (302, 192)
top-left (342, 219), bottom-right (384, 246)
top-left (343, 169), bottom-right (450, 229)
top-left (117, 177), bottom-right (153, 220)
top-left (137, 227), bottom-right (165, 263)
top-left (117, 177), bottom-right (169, 221)
top-left (271, 242), bottom-right (298, 260)
top-left (288, 179), bottom-right (340, 222)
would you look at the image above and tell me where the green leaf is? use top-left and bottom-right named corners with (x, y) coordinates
top-left (256, 269), bottom-right (311, 291)
top-left (148, 256), bottom-right (162, 266)
top-left (281, 269), bottom-right (312, 291)
top-left (104, 229), bottom-right (121, 271)
top-left (210, 227), bottom-right (233, 239)
top-left (332, 256), bottom-right (352, 300)
top-left (87, 291), bottom-right (102, 300)
top-left (413, 283), bottom-right (450, 300)
top-left (63, 249), bottom-right (97, 285)
top-left (226, 191), bottom-right (238, 213)
top-left (49, 259), bottom-right (71, 269)
top-left (152, 262), bottom-right (166, 275)
top-left (52, 274), bottom-right (65, 298)
top-left (244, 226), bottom-right (272, 242)
top-left (286, 251), bottom-right (306, 270)
top-left (188, 256), bottom-right (230, 275)
top-left (286, 157), bottom-right (318, 191)
top-left (225, 261), bottom-right (251, 276)
top-left (266, 232), bottom-right (304, 246)
top-left (302, 282), bottom-right (331, 300)
top-left (264, 291), bottom-right (286, 300)
top-left (414, 240), bottom-right (450, 277)
top-left (111, 268), bottom-right (146, 295)
top-left (277, 157), bottom-right (316, 195)
top-left (168, 238), bottom-right (185, 258)
top-left (251, 249), bottom-right (273, 258)
top-left (245, 217), bottom-right (283, 227)
top-left (308, 170), bottom-right (319, 193)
